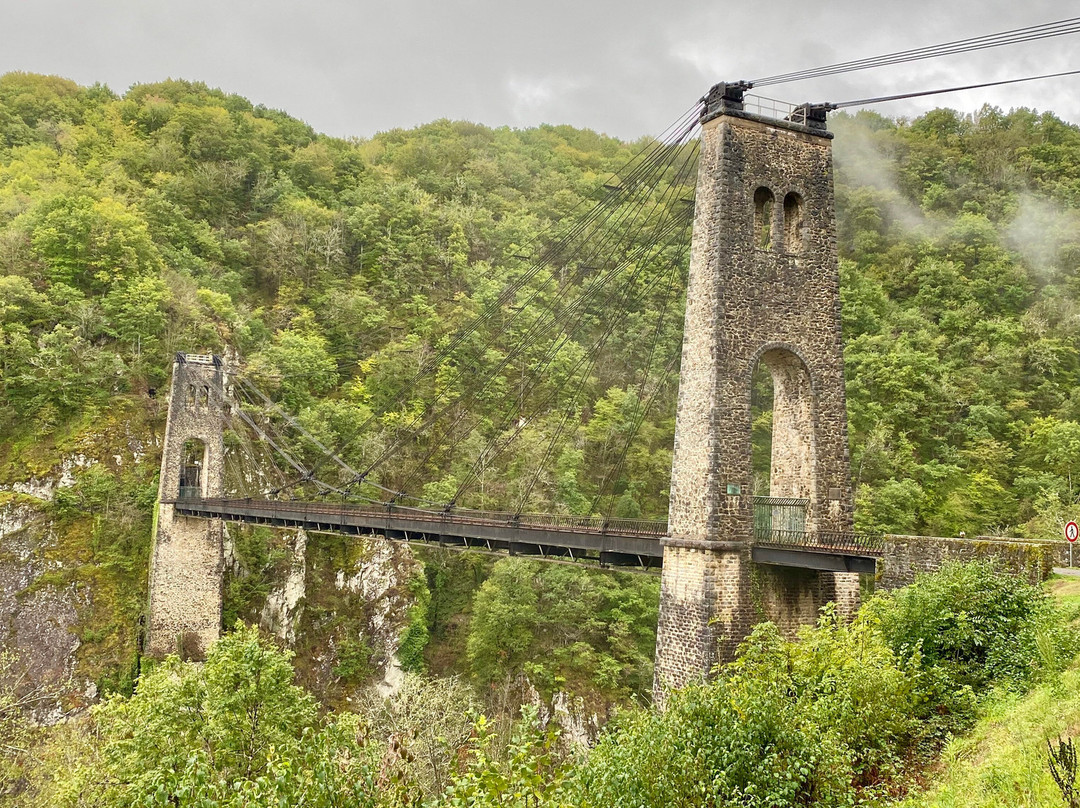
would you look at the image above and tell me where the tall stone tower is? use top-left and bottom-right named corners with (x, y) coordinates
top-left (653, 85), bottom-right (858, 696)
top-left (146, 353), bottom-right (227, 659)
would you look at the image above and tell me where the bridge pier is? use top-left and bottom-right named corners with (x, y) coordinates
top-left (654, 542), bottom-right (858, 693)
top-left (653, 86), bottom-right (858, 700)
top-left (146, 353), bottom-right (227, 660)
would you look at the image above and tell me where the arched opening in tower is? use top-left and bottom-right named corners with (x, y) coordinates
top-left (783, 192), bottom-right (804, 253)
top-left (179, 438), bottom-right (206, 499)
top-left (751, 348), bottom-right (817, 535)
top-left (753, 187), bottom-right (775, 249)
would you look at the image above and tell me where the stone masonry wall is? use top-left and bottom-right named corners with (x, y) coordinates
top-left (145, 355), bottom-right (227, 659)
top-left (878, 534), bottom-right (1055, 590)
top-left (653, 540), bottom-right (861, 700)
top-left (665, 112), bottom-right (852, 545)
top-left (654, 541), bottom-right (753, 696)
top-left (655, 106), bottom-right (858, 698)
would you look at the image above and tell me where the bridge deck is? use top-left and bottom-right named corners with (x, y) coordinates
top-left (168, 498), bottom-right (881, 572)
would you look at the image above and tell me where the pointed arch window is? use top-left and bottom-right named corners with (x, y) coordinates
top-left (754, 187), bottom-right (774, 249)
top-left (783, 192), bottom-right (804, 252)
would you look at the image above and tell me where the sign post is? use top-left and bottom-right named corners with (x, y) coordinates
top-left (1066, 521), bottom-right (1078, 567)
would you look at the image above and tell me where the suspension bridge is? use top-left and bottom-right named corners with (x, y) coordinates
top-left (144, 17), bottom-right (1080, 697)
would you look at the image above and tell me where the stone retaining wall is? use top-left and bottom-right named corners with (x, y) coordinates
top-left (877, 534), bottom-right (1055, 590)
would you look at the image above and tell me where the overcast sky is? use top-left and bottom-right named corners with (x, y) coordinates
top-left (3, 0), bottom-right (1079, 140)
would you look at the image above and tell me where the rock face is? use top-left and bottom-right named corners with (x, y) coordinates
top-left (655, 94), bottom-right (858, 699)
top-left (226, 522), bottom-right (424, 701)
top-left (259, 528), bottom-right (308, 645)
top-left (0, 501), bottom-right (82, 722)
top-left (0, 395), bottom-right (160, 719)
top-left (332, 537), bottom-right (421, 697)
top-left (0, 369), bottom-right (431, 719)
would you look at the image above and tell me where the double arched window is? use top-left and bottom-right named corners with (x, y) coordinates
top-left (753, 187), bottom-right (804, 253)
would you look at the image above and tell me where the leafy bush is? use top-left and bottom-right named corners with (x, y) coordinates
top-left (332, 635), bottom-right (375, 682)
top-left (433, 705), bottom-right (569, 808)
top-left (575, 644), bottom-right (856, 807)
top-left (358, 673), bottom-right (479, 799)
top-left (398, 572), bottom-right (432, 673)
top-left (573, 613), bottom-right (923, 807)
top-left (573, 564), bottom-right (1080, 807)
top-left (866, 562), bottom-right (1075, 694)
top-left (25, 624), bottom-right (389, 808)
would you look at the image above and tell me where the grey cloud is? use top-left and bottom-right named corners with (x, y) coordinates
top-left (1, 0), bottom-right (1078, 139)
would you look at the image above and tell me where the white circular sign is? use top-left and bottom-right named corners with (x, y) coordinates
top-left (1066, 521), bottom-right (1079, 543)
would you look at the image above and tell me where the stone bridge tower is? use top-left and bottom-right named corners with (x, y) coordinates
top-left (654, 85), bottom-right (858, 696)
top-left (146, 353), bottom-right (227, 659)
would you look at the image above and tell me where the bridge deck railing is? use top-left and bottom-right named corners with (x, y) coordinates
top-left (754, 527), bottom-right (885, 555)
top-left (184, 498), bottom-right (670, 538)
top-left (174, 498), bottom-right (882, 556)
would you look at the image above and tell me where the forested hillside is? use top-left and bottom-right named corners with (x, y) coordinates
top-left (2, 73), bottom-right (1080, 541)
top-left (3, 68), bottom-right (1080, 808)
top-left (832, 108), bottom-right (1080, 539)
top-left (0, 71), bottom-right (687, 526)
top-left (2, 67), bottom-right (1080, 704)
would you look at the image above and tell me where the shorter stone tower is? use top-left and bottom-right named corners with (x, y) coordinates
top-left (653, 85), bottom-right (859, 698)
top-left (146, 353), bottom-right (227, 658)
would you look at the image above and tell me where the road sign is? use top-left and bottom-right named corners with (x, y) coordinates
top-left (1066, 521), bottom-right (1079, 543)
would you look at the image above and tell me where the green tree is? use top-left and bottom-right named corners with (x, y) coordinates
top-left (247, 328), bottom-right (339, 411)
top-left (27, 624), bottom-right (388, 808)
top-left (467, 560), bottom-right (540, 685)
top-left (102, 275), bottom-right (171, 355)
top-left (29, 194), bottom-right (163, 291)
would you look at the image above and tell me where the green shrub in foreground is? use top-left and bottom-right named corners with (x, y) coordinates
top-left (20, 564), bottom-right (1080, 808)
top-left (573, 615), bottom-right (917, 807)
top-left (26, 624), bottom-right (391, 808)
top-left (573, 564), bottom-right (1080, 807)
top-left (866, 561), bottom-right (1078, 694)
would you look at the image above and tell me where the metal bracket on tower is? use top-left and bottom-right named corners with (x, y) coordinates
top-left (787, 102), bottom-right (835, 132)
top-left (701, 81), bottom-right (753, 122)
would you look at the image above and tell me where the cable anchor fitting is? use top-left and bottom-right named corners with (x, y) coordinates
top-left (788, 102), bottom-right (836, 131)
top-left (701, 80), bottom-right (754, 120)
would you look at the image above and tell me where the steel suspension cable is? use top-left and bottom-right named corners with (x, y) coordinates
top-left (231, 411), bottom-right (291, 496)
top-left (403, 214), bottom-right (691, 505)
top-left (230, 383), bottom-right (349, 496)
top-left (231, 385), bottom-right (310, 480)
top-left (360, 211), bottom-right (691, 499)
top-left (335, 137), bottom-right (701, 489)
top-left (237, 375), bottom-right (361, 480)
top-left (749, 16), bottom-right (1080, 87)
top-left (595, 349), bottom-right (682, 519)
top-left (826, 68), bottom-right (1080, 109)
top-left (305, 107), bottom-right (704, 483)
top-left (422, 139), bottom-right (700, 499)
top-left (510, 166), bottom-right (699, 514)
top-left (399, 102), bottom-right (704, 372)
top-left (359, 157), bottom-right (700, 498)
top-left (459, 200), bottom-right (699, 512)
top-left (450, 284), bottom-right (641, 510)
top-left (587, 236), bottom-right (690, 517)
top-left (244, 108), bottom-right (701, 502)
